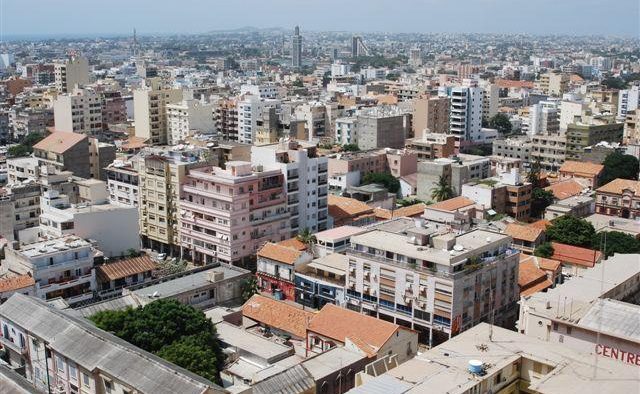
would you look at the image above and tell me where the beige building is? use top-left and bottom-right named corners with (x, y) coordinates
top-left (133, 78), bottom-right (182, 145)
top-left (538, 72), bottom-right (569, 97)
top-left (351, 322), bottom-right (640, 394)
top-left (411, 96), bottom-right (449, 138)
top-left (530, 133), bottom-right (567, 171)
top-left (135, 148), bottom-right (210, 254)
top-left (345, 218), bottom-right (520, 346)
top-left (53, 86), bottom-right (103, 135)
top-left (54, 56), bottom-right (90, 93)
top-left (623, 109), bottom-right (639, 144)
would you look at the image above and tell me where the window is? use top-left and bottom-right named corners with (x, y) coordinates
top-left (56, 355), bottom-right (65, 372)
top-left (104, 379), bottom-right (112, 393)
top-left (82, 373), bottom-right (90, 387)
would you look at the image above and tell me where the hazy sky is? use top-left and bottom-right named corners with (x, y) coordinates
top-left (2, 0), bottom-right (639, 37)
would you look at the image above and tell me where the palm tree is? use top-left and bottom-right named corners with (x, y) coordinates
top-left (430, 175), bottom-right (454, 202)
top-left (241, 276), bottom-right (260, 301)
top-left (297, 228), bottom-right (317, 247)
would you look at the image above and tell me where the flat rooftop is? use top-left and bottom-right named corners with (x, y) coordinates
top-left (19, 235), bottom-right (91, 258)
top-left (584, 213), bottom-right (640, 235)
top-left (130, 264), bottom-right (248, 300)
top-left (521, 254), bottom-right (640, 321)
top-left (314, 225), bottom-right (367, 241)
top-left (216, 322), bottom-right (293, 363)
top-left (349, 323), bottom-right (640, 394)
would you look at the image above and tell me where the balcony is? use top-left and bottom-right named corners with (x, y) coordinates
top-left (0, 336), bottom-right (28, 355)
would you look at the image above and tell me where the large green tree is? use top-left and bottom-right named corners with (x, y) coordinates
top-left (530, 188), bottom-right (555, 219)
top-left (591, 231), bottom-right (640, 257)
top-left (91, 299), bottom-right (225, 383)
top-left (6, 132), bottom-right (45, 157)
top-left (430, 175), bottom-right (455, 202)
top-left (545, 215), bottom-right (596, 247)
top-left (600, 152), bottom-right (639, 186)
top-left (488, 113), bottom-right (512, 134)
top-left (362, 172), bottom-right (401, 193)
top-left (534, 242), bottom-right (554, 258)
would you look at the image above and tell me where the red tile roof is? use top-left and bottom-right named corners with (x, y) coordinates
top-left (96, 256), bottom-right (157, 281)
top-left (550, 242), bottom-right (602, 268)
top-left (33, 131), bottom-right (87, 154)
top-left (242, 294), bottom-right (314, 338)
top-left (559, 161), bottom-right (604, 177)
top-left (529, 219), bottom-right (552, 230)
top-left (257, 242), bottom-right (305, 265)
top-left (545, 179), bottom-right (585, 200)
top-left (596, 179), bottom-right (640, 197)
top-left (277, 238), bottom-right (308, 251)
top-left (374, 203), bottom-right (426, 220)
top-left (0, 275), bottom-right (35, 293)
top-left (308, 303), bottom-right (400, 350)
top-left (427, 196), bottom-right (475, 212)
top-left (505, 223), bottom-right (544, 243)
top-left (328, 195), bottom-right (374, 220)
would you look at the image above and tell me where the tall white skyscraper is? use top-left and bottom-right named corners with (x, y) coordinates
top-left (292, 26), bottom-right (302, 68)
top-left (449, 80), bottom-right (483, 144)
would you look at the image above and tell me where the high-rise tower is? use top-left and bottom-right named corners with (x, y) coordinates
top-left (292, 26), bottom-right (302, 68)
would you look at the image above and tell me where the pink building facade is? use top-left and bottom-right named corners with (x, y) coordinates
top-left (179, 161), bottom-right (290, 267)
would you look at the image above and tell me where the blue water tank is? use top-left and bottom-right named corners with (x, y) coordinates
top-left (468, 360), bottom-right (483, 374)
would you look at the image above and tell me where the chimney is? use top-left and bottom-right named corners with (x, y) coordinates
top-left (208, 270), bottom-right (224, 282)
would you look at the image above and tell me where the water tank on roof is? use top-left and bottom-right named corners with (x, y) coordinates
top-left (468, 360), bottom-right (483, 374)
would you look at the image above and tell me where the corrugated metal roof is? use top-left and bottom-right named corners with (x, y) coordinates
top-left (252, 364), bottom-right (315, 394)
top-left (0, 294), bottom-right (225, 394)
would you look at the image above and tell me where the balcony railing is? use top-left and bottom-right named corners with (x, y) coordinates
top-left (0, 336), bottom-right (28, 355)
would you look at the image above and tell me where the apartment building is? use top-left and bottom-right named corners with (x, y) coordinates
top-left (352, 322), bottom-right (640, 394)
top-left (538, 72), bottom-right (569, 96)
top-left (166, 99), bottom-right (215, 145)
top-left (565, 122), bottom-right (624, 161)
top-left (295, 253), bottom-right (350, 308)
top-left (32, 131), bottom-right (91, 179)
top-left (133, 78), bottom-right (183, 145)
top-left (101, 89), bottom-right (128, 127)
top-left (448, 83), bottom-right (483, 145)
top-left (623, 109), bottom-right (639, 144)
top-left (240, 83), bottom-right (280, 99)
top-left (416, 154), bottom-right (491, 200)
top-left (54, 56), bottom-right (90, 93)
top-left (595, 178), bottom-right (640, 219)
top-left (1, 236), bottom-right (97, 303)
top-left (405, 133), bottom-right (456, 160)
top-left (528, 101), bottom-right (560, 136)
top-left (252, 140), bottom-right (329, 234)
top-left (530, 133), bottom-right (566, 171)
top-left (334, 116), bottom-right (357, 145)
top-left (179, 161), bottom-right (290, 267)
top-left (9, 106), bottom-right (54, 139)
top-left (461, 170), bottom-right (533, 221)
top-left (0, 183), bottom-right (41, 242)
top-left (237, 95), bottom-right (281, 144)
top-left (518, 254), bottom-right (640, 366)
top-left (0, 294), bottom-right (223, 394)
top-left (618, 85), bottom-right (640, 119)
top-left (344, 218), bottom-right (520, 346)
top-left (53, 87), bottom-right (103, 136)
top-left (411, 96), bottom-right (449, 138)
top-left (492, 137), bottom-right (532, 162)
top-left (136, 148), bottom-right (210, 254)
top-left (214, 99), bottom-right (239, 141)
top-left (105, 160), bottom-right (139, 207)
top-left (356, 106), bottom-right (410, 150)
top-left (38, 189), bottom-right (139, 258)
top-left (256, 242), bottom-right (313, 301)
top-left (480, 82), bottom-right (499, 122)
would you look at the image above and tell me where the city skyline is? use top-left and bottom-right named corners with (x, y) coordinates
top-left (2, 0), bottom-right (639, 38)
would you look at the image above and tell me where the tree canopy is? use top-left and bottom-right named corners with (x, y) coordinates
top-left (534, 242), bottom-right (554, 258)
top-left (600, 152), bottom-right (639, 186)
top-left (530, 188), bottom-right (555, 219)
top-left (342, 143), bottom-right (360, 152)
top-left (488, 113), bottom-right (512, 134)
top-left (90, 299), bottom-right (225, 383)
top-left (545, 215), bottom-right (596, 248)
top-left (362, 172), bottom-right (400, 193)
top-left (7, 132), bottom-right (44, 158)
top-left (591, 231), bottom-right (640, 257)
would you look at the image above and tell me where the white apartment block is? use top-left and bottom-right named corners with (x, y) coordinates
top-left (0, 294), bottom-right (223, 394)
top-left (166, 99), bottom-right (215, 145)
top-left (133, 78), bottom-right (183, 145)
top-left (54, 56), bottom-right (90, 93)
top-left (53, 87), bottom-right (103, 135)
top-left (334, 116), bottom-right (357, 145)
top-left (252, 140), bottom-right (329, 235)
top-left (105, 160), bottom-right (140, 207)
top-left (344, 218), bottom-right (520, 346)
top-left (38, 189), bottom-right (140, 258)
top-left (559, 100), bottom-right (587, 131)
top-left (618, 85), bottom-right (640, 120)
top-left (1, 236), bottom-right (96, 303)
top-left (240, 84), bottom-right (280, 99)
top-left (449, 83), bottom-right (484, 144)
top-left (237, 95), bottom-right (281, 144)
top-left (528, 100), bottom-right (560, 136)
